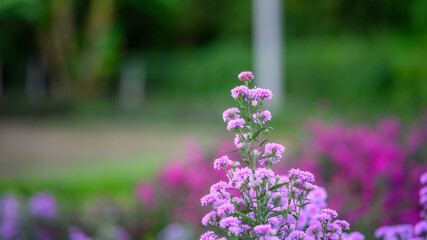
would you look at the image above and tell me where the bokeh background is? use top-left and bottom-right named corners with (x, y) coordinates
top-left (0, 0), bottom-right (426, 239)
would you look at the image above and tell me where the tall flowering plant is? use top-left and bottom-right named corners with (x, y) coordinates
top-left (200, 72), bottom-right (362, 240)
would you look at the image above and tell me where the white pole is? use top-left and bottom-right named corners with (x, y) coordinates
top-left (26, 57), bottom-right (46, 105)
top-left (119, 56), bottom-right (145, 112)
top-left (253, 0), bottom-right (284, 111)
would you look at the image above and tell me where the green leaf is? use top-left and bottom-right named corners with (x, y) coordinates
top-left (235, 211), bottom-right (257, 226)
top-left (267, 210), bottom-right (287, 218)
top-left (268, 182), bottom-right (289, 191)
top-left (238, 208), bottom-right (252, 214)
top-left (223, 149), bottom-right (240, 153)
top-left (260, 139), bottom-right (269, 147)
top-left (246, 146), bottom-right (254, 155)
top-left (252, 127), bottom-right (272, 140)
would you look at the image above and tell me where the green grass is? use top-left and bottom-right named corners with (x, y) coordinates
top-left (0, 153), bottom-right (165, 206)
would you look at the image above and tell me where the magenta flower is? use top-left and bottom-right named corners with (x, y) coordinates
top-left (137, 183), bottom-right (157, 207)
top-left (223, 108), bottom-right (240, 122)
top-left (202, 211), bottom-right (217, 226)
top-left (334, 220), bottom-right (350, 230)
top-left (219, 216), bottom-right (239, 228)
top-left (421, 172), bottom-right (427, 185)
top-left (265, 143), bottom-right (285, 155)
top-left (238, 71), bottom-right (254, 83)
top-left (254, 224), bottom-right (276, 235)
top-left (210, 181), bottom-right (229, 193)
top-left (321, 208), bottom-right (338, 218)
top-left (69, 227), bottom-right (92, 240)
top-left (234, 133), bottom-right (249, 148)
top-left (288, 168), bottom-right (315, 183)
top-left (308, 187), bottom-right (328, 202)
top-left (231, 85), bottom-right (249, 100)
top-left (29, 192), bottom-right (57, 220)
top-left (313, 213), bottom-right (331, 223)
top-left (249, 88), bottom-right (273, 101)
top-left (286, 230), bottom-right (306, 240)
top-left (227, 118), bottom-right (245, 131)
top-left (200, 231), bottom-right (217, 240)
top-left (253, 110), bottom-right (272, 124)
top-left (214, 156), bottom-right (233, 170)
top-left (217, 202), bottom-right (236, 216)
top-left (254, 168), bottom-right (274, 179)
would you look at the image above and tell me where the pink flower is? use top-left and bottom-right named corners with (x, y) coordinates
top-left (253, 110), bottom-right (272, 124)
top-left (227, 118), bottom-right (245, 131)
top-left (265, 143), bottom-right (285, 155)
top-left (421, 172), bottom-right (427, 185)
top-left (249, 88), bottom-right (273, 101)
top-left (234, 133), bottom-right (249, 148)
top-left (231, 86), bottom-right (249, 100)
top-left (200, 231), bottom-right (217, 240)
top-left (214, 156), bottom-right (233, 170)
top-left (238, 71), bottom-right (254, 83)
top-left (223, 108), bottom-right (240, 122)
top-left (137, 183), bottom-right (157, 206)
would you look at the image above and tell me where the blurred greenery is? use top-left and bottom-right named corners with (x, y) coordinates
top-left (0, 154), bottom-right (163, 206)
top-left (0, 0), bottom-right (425, 118)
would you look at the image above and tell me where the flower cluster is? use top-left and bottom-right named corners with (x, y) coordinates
top-left (0, 194), bottom-right (20, 240)
top-left (238, 71), bottom-right (254, 83)
top-left (29, 192), bottom-right (57, 219)
top-left (0, 192), bottom-right (131, 240)
top-left (200, 72), bottom-right (363, 240)
top-left (291, 119), bottom-right (427, 225)
top-left (375, 172), bottom-right (427, 240)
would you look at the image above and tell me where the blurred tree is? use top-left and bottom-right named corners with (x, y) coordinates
top-left (0, 0), bottom-right (122, 101)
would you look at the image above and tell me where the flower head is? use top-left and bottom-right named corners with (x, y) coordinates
top-left (227, 118), bottom-right (245, 131)
top-left (313, 213), bottom-right (331, 223)
top-left (200, 231), bottom-right (217, 240)
top-left (254, 224), bottom-right (276, 235)
top-left (231, 86), bottom-right (249, 100)
top-left (219, 216), bottom-right (239, 228)
top-left (69, 227), bottom-right (93, 240)
top-left (253, 110), bottom-right (272, 124)
top-left (238, 71), bottom-right (254, 83)
top-left (249, 88), bottom-right (273, 101)
top-left (321, 208), bottom-right (338, 218)
top-left (288, 168), bottom-right (315, 183)
top-left (421, 172), bottom-right (427, 185)
top-left (334, 220), bottom-right (350, 230)
top-left (29, 192), bottom-right (57, 219)
top-left (265, 143), bottom-right (285, 156)
top-left (217, 201), bottom-right (236, 216)
top-left (202, 211), bottom-right (217, 226)
top-left (254, 168), bottom-right (275, 179)
top-left (201, 192), bottom-right (222, 206)
top-left (223, 108), bottom-right (240, 122)
top-left (286, 230), bottom-right (306, 240)
top-left (214, 156), bottom-right (233, 170)
top-left (234, 133), bottom-right (249, 148)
